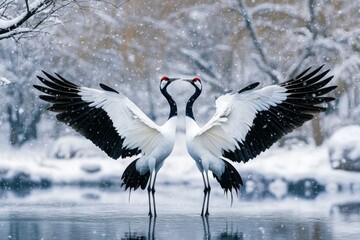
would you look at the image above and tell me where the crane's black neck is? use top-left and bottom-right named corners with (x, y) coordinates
top-left (186, 86), bottom-right (201, 120)
top-left (161, 86), bottom-right (177, 119)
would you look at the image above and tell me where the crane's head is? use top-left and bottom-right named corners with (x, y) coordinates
top-left (160, 76), bottom-right (180, 91)
top-left (182, 77), bottom-right (202, 92)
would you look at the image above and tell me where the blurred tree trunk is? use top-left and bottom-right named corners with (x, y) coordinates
top-left (311, 117), bottom-right (324, 146)
top-left (145, 78), bottom-right (157, 121)
top-left (7, 104), bottom-right (43, 147)
top-left (6, 86), bottom-right (43, 147)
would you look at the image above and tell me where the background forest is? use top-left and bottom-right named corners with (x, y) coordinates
top-left (1, 2), bottom-right (360, 239)
top-left (0, 0), bottom-right (359, 148)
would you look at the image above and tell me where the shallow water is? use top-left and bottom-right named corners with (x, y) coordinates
top-left (0, 186), bottom-right (359, 239)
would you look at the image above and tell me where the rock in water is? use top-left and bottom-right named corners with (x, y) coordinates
top-left (328, 125), bottom-right (360, 172)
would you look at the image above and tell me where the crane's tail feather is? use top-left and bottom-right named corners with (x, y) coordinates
top-left (213, 160), bottom-right (243, 204)
top-left (121, 158), bottom-right (150, 191)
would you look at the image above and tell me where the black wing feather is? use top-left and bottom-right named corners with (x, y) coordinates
top-left (238, 82), bottom-right (260, 94)
top-left (213, 159), bottom-right (243, 204)
top-left (121, 158), bottom-right (150, 191)
top-left (100, 83), bottom-right (119, 94)
top-left (34, 72), bottom-right (141, 159)
top-left (223, 66), bottom-right (336, 163)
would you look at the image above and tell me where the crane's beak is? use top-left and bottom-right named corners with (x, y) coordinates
top-left (169, 78), bottom-right (180, 82)
top-left (181, 78), bottom-right (193, 82)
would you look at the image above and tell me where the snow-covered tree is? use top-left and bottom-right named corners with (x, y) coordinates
top-left (1, 0), bottom-right (359, 148)
top-left (0, 0), bottom-right (97, 146)
top-left (232, 0), bottom-right (360, 145)
top-left (0, 40), bottom-right (49, 147)
top-left (0, 0), bottom-right (77, 40)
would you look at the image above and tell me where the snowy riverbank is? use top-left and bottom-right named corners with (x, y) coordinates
top-left (1, 132), bottom-right (360, 199)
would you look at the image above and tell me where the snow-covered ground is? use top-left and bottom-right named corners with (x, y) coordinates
top-left (1, 127), bottom-right (360, 199)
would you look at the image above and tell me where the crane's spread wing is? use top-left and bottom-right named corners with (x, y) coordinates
top-left (34, 71), bottom-right (162, 159)
top-left (194, 66), bottom-right (336, 163)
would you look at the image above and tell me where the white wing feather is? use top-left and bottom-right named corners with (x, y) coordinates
top-left (79, 87), bottom-right (162, 155)
top-left (195, 85), bottom-right (289, 156)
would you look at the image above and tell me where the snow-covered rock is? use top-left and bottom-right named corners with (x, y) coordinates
top-left (327, 125), bottom-right (360, 172)
top-left (0, 77), bottom-right (11, 86)
top-left (47, 135), bottom-right (106, 159)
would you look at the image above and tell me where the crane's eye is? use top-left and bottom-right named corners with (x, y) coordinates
top-left (193, 77), bottom-right (201, 82)
top-left (161, 76), bottom-right (169, 81)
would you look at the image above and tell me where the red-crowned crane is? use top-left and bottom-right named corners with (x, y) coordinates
top-left (183, 66), bottom-right (336, 216)
top-left (34, 72), bottom-right (180, 217)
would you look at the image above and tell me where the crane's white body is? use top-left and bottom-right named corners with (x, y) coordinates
top-left (136, 117), bottom-right (177, 174)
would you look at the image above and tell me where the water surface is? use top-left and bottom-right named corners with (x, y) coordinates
top-left (0, 186), bottom-right (359, 239)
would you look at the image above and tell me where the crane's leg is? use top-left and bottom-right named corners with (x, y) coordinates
top-left (148, 215), bottom-right (156, 240)
top-left (150, 172), bottom-right (158, 217)
top-left (201, 171), bottom-right (211, 216)
top-left (200, 172), bottom-right (207, 216)
top-left (204, 172), bottom-right (211, 216)
top-left (201, 214), bottom-right (211, 240)
top-left (147, 172), bottom-right (153, 217)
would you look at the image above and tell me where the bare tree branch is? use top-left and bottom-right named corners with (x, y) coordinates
top-left (0, 0), bottom-right (52, 35)
top-left (25, 0), bottom-right (30, 12)
top-left (286, 0), bottom-right (318, 78)
top-left (0, 0), bottom-right (83, 40)
top-left (237, 0), bottom-right (281, 83)
top-left (179, 48), bottom-right (224, 90)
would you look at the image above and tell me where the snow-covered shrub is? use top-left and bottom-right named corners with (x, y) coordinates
top-left (47, 135), bottom-right (106, 159)
top-left (327, 125), bottom-right (360, 172)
